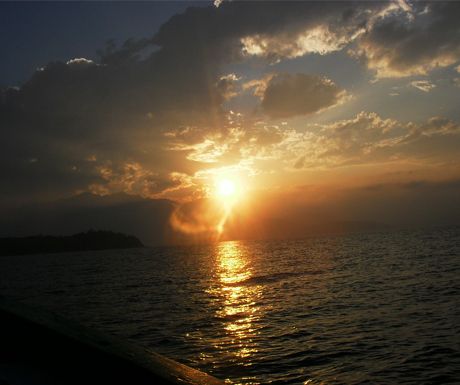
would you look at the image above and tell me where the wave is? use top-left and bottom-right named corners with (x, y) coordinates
top-left (225, 270), bottom-right (325, 287)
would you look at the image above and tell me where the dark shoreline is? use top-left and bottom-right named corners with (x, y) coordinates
top-left (0, 230), bottom-right (143, 256)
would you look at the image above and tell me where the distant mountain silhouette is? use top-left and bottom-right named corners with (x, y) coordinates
top-left (0, 230), bottom-right (143, 256)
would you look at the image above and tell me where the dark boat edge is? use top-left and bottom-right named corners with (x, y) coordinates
top-left (0, 297), bottom-right (224, 385)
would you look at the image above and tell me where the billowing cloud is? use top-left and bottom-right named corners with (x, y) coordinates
top-left (241, 25), bottom-right (354, 61)
top-left (65, 57), bottom-right (96, 69)
top-left (216, 73), bottom-right (241, 101)
top-left (354, 1), bottom-right (460, 78)
top-left (410, 80), bottom-right (436, 92)
top-left (213, 0), bottom-right (223, 8)
top-left (236, 2), bottom-right (398, 62)
top-left (165, 112), bottom-right (288, 166)
top-left (256, 73), bottom-right (347, 119)
top-left (289, 112), bottom-right (460, 169)
top-left (87, 162), bottom-right (186, 199)
top-left (164, 109), bottom-right (460, 182)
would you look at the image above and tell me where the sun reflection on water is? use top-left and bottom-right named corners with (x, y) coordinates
top-left (207, 240), bottom-right (263, 367)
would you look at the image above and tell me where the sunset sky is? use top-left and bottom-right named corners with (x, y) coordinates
top-left (1, 1), bottom-right (459, 244)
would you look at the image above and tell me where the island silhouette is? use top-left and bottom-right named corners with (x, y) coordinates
top-left (0, 230), bottom-right (143, 256)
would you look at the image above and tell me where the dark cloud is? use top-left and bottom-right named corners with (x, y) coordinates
top-left (355, 1), bottom-right (460, 77)
top-left (260, 73), bottom-right (347, 119)
top-left (153, 1), bottom-right (378, 60)
top-left (0, 48), bottom-right (216, 204)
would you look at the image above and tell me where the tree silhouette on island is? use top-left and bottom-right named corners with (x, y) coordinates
top-left (0, 230), bottom-right (143, 256)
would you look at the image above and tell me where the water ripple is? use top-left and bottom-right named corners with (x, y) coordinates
top-left (1, 226), bottom-right (459, 384)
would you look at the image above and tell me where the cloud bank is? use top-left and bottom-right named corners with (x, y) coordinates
top-left (1, 1), bottom-right (460, 240)
top-left (355, 1), bottom-right (460, 78)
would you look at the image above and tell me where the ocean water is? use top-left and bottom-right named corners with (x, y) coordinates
top-left (1, 227), bottom-right (459, 384)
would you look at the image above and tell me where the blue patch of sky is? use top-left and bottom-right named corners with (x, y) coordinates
top-left (0, 1), bottom-right (207, 86)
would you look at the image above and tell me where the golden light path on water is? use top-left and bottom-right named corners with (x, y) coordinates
top-left (207, 241), bottom-right (264, 384)
top-left (205, 240), bottom-right (330, 385)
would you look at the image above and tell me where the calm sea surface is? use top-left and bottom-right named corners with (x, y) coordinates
top-left (1, 227), bottom-right (459, 384)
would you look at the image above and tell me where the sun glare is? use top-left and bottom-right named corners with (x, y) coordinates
top-left (217, 179), bottom-right (237, 198)
top-left (213, 177), bottom-right (244, 234)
